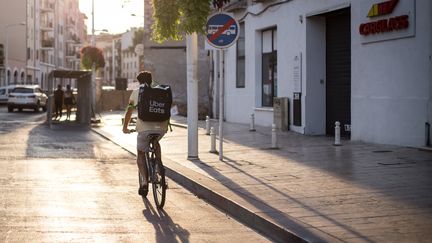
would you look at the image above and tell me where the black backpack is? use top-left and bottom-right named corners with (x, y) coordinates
top-left (137, 84), bottom-right (172, 122)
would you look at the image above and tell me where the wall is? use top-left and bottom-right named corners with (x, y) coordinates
top-left (304, 15), bottom-right (326, 135)
top-left (350, 0), bottom-right (432, 146)
top-left (0, 1), bottom-right (26, 86)
top-left (99, 90), bottom-right (132, 111)
top-left (221, 0), bottom-right (432, 147)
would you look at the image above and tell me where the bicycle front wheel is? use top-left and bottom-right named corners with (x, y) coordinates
top-left (152, 159), bottom-right (166, 209)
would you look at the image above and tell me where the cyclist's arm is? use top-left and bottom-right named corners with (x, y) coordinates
top-left (123, 102), bottom-right (135, 133)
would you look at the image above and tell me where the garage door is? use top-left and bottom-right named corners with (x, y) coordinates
top-left (326, 8), bottom-right (351, 137)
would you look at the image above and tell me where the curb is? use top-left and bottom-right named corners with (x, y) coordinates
top-left (91, 127), bottom-right (327, 243)
top-left (163, 161), bottom-right (308, 243)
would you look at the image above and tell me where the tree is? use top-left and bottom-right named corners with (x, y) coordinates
top-left (151, 0), bottom-right (230, 42)
top-left (80, 45), bottom-right (105, 70)
top-left (132, 27), bottom-right (144, 49)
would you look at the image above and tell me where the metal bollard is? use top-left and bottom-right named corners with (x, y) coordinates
top-left (210, 127), bottom-right (217, 153)
top-left (205, 115), bottom-right (211, 135)
top-left (271, 124), bottom-right (278, 149)
top-left (334, 121), bottom-right (341, 146)
top-left (250, 113), bottom-right (256, 131)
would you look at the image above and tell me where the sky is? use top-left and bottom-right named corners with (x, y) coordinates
top-left (78, 0), bottom-right (144, 34)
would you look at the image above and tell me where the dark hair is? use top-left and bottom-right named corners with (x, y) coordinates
top-left (136, 71), bottom-right (152, 85)
top-left (66, 84), bottom-right (71, 90)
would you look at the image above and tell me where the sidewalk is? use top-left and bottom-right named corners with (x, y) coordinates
top-left (92, 111), bottom-right (432, 243)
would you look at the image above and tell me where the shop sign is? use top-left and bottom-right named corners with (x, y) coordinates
top-left (359, 0), bottom-right (415, 44)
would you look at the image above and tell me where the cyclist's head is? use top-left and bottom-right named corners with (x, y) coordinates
top-left (136, 71), bottom-right (152, 85)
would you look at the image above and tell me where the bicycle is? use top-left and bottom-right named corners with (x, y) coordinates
top-left (131, 130), bottom-right (167, 209)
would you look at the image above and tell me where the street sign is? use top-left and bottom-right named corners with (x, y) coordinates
top-left (206, 12), bottom-right (240, 49)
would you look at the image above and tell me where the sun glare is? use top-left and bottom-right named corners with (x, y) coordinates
top-left (78, 0), bottom-right (144, 34)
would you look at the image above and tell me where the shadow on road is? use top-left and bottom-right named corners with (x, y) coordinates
top-left (142, 199), bottom-right (190, 243)
top-left (25, 123), bottom-right (97, 159)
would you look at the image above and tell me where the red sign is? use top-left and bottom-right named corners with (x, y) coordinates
top-left (367, 0), bottom-right (399, 17)
top-left (359, 15), bottom-right (408, 36)
top-left (359, 0), bottom-right (409, 36)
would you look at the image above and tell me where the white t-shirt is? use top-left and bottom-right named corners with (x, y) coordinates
top-left (129, 88), bottom-right (169, 133)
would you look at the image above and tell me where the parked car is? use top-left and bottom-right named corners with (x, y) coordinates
top-left (0, 85), bottom-right (24, 104)
top-left (7, 85), bottom-right (48, 112)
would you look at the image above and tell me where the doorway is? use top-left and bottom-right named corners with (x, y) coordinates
top-left (325, 8), bottom-right (351, 137)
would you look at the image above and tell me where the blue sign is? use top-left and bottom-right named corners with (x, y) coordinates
top-left (206, 12), bottom-right (240, 49)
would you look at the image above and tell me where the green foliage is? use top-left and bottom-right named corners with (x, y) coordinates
top-left (151, 0), bottom-right (213, 42)
top-left (80, 46), bottom-right (105, 70)
top-left (178, 0), bottom-right (212, 35)
top-left (151, 0), bottom-right (182, 42)
top-left (132, 27), bottom-right (144, 49)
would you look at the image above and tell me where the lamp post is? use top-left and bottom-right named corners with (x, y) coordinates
top-left (131, 13), bottom-right (145, 70)
top-left (4, 22), bottom-right (25, 86)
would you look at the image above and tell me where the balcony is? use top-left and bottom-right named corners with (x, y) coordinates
top-left (40, 0), bottom-right (54, 12)
top-left (66, 33), bottom-right (81, 44)
top-left (40, 21), bottom-right (54, 32)
top-left (41, 38), bottom-right (54, 49)
top-left (66, 18), bottom-right (76, 29)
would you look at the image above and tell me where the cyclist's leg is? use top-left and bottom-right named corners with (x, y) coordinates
top-left (137, 149), bottom-right (149, 184)
top-left (137, 132), bottom-right (151, 195)
top-left (154, 131), bottom-right (166, 160)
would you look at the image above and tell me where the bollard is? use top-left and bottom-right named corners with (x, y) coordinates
top-left (271, 124), bottom-right (278, 149)
top-left (205, 115), bottom-right (211, 135)
top-left (250, 113), bottom-right (256, 131)
top-left (334, 121), bottom-right (341, 146)
top-left (210, 127), bottom-right (217, 153)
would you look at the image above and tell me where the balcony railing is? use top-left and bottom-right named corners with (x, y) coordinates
top-left (41, 0), bottom-right (55, 12)
top-left (41, 38), bottom-right (54, 48)
top-left (40, 21), bottom-right (54, 31)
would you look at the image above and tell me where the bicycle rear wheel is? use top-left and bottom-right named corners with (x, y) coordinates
top-left (152, 159), bottom-right (166, 209)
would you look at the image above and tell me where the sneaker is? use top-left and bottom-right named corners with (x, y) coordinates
top-left (138, 184), bottom-right (148, 197)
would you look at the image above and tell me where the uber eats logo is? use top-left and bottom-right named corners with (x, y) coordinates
top-left (149, 100), bottom-right (166, 114)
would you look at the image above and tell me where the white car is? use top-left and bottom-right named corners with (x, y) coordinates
top-left (0, 85), bottom-right (24, 104)
top-left (7, 85), bottom-right (48, 112)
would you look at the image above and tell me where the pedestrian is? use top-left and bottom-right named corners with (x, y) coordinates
top-left (122, 71), bottom-right (169, 197)
top-left (64, 84), bottom-right (75, 121)
top-left (53, 84), bottom-right (64, 120)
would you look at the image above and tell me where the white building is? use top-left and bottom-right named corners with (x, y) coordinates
top-left (0, 0), bottom-right (86, 89)
top-left (214, 0), bottom-right (432, 147)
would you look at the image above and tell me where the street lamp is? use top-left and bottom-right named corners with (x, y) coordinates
top-left (4, 21), bottom-right (25, 86)
top-left (131, 13), bottom-right (145, 70)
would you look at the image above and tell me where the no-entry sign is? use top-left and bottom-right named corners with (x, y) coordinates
top-left (206, 12), bottom-right (240, 49)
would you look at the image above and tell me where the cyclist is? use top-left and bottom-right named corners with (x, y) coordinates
top-left (122, 71), bottom-right (169, 196)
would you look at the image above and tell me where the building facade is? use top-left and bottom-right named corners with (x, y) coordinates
top-left (216, 0), bottom-right (432, 147)
top-left (0, 1), bottom-right (27, 86)
top-left (0, 0), bottom-right (86, 89)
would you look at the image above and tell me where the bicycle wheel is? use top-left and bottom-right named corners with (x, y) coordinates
top-left (152, 159), bottom-right (166, 209)
top-left (138, 171), bottom-right (148, 198)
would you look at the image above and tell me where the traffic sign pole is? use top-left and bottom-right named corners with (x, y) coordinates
top-left (219, 49), bottom-right (224, 161)
top-left (205, 12), bottom-right (240, 161)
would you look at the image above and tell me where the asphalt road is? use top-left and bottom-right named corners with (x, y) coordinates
top-left (0, 106), bottom-right (270, 242)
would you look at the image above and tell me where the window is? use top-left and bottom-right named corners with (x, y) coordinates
top-left (261, 28), bottom-right (277, 107)
top-left (236, 22), bottom-right (245, 88)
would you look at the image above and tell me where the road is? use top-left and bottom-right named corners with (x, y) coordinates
top-left (0, 106), bottom-right (269, 242)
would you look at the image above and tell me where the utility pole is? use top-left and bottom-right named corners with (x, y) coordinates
top-left (186, 33), bottom-right (199, 160)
